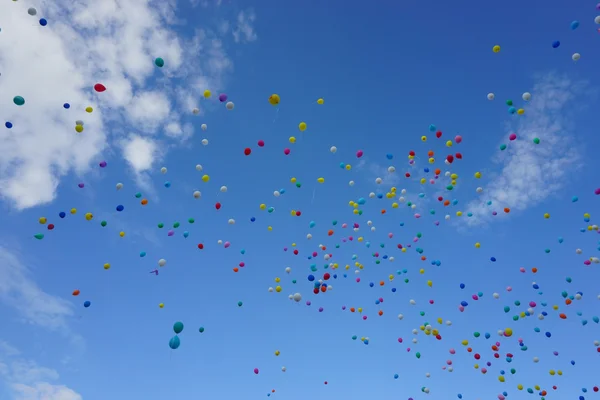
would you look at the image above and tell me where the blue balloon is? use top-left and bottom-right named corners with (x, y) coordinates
top-left (183, 231), bottom-right (189, 238)
top-left (307, 274), bottom-right (315, 281)
top-left (250, 217), bottom-right (256, 222)
top-left (571, 196), bottom-right (579, 202)
top-left (169, 335), bottom-right (181, 350)
top-left (459, 283), bottom-right (465, 289)
top-left (63, 103), bottom-right (70, 109)
top-left (59, 212), bottom-right (66, 218)
top-left (570, 21), bottom-right (580, 30)
top-left (490, 257), bottom-right (497, 262)
top-left (5, 122), bottom-right (13, 129)
top-left (386, 153), bottom-right (393, 160)
top-left (393, 374), bottom-right (399, 379)
top-left (164, 181), bottom-right (171, 188)
top-left (545, 332), bottom-right (552, 338)
top-left (140, 251), bottom-right (146, 257)
top-left (116, 205), bottom-right (124, 212)
top-left (552, 40), bottom-right (560, 48)
top-left (39, 18), bottom-right (48, 26)
top-left (83, 301), bottom-right (91, 308)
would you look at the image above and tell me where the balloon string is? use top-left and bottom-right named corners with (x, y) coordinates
top-left (311, 185), bottom-right (316, 205)
top-left (272, 107), bottom-right (280, 124)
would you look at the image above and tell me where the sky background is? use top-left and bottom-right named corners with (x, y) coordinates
top-left (1, 0), bottom-right (600, 399)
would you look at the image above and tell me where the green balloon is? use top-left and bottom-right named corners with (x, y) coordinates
top-left (173, 321), bottom-right (184, 334)
top-left (34, 233), bottom-right (44, 240)
top-left (101, 221), bottom-right (107, 227)
top-left (237, 301), bottom-right (243, 307)
top-left (158, 223), bottom-right (164, 228)
top-left (416, 352), bottom-right (421, 359)
top-left (199, 327), bottom-right (205, 333)
top-left (173, 222), bottom-right (180, 228)
top-left (155, 57), bottom-right (165, 67)
top-left (474, 332), bottom-right (480, 337)
top-left (533, 137), bottom-right (540, 144)
top-left (506, 99), bottom-right (513, 106)
top-left (13, 96), bottom-right (25, 106)
top-left (188, 218), bottom-right (195, 223)
top-left (500, 144), bottom-right (507, 151)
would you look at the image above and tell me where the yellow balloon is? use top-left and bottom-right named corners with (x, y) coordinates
top-left (451, 173), bottom-right (458, 179)
top-left (290, 210), bottom-right (296, 216)
top-left (475, 242), bottom-right (481, 248)
top-left (419, 268), bottom-right (425, 274)
top-left (474, 171), bottom-right (482, 179)
top-left (517, 384), bottom-right (523, 390)
top-left (456, 211), bottom-right (463, 216)
top-left (428, 157), bottom-right (435, 164)
top-left (544, 213), bottom-right (550, 219)
top-left (85, 106), bottom-right (93, 113)
top-left (289, 136), bottom-right (296, 143)
top-left (298, 122), bottom-right (307, 132)
top-left (202, 174), bottom-right (210, 182)
top-left (504, 327), bottom-right (513, 337)
top-left (493, 45), bottom-right (501, 53)
top-left (275, 350), bottom-right (280, 356)
top-left (203, 90), bottom-right (211, 98)
top-left (317, 98), bottom-right (324, 105)
top-left (290, 177), bottom-right (296, 183)
top-left (420, 178), bottom-right (426, 184)
top-left (39, 217), bottom-right (47, 224)
top-left (421, 136), bottom-right (427, 142)
top-left (85, 212), bottom-right (93, 221)
top-left (119, 231), bottom-right (125, 237)
top-left (70, 208), bottom-right (77, 214)
top-left (275, 285), bottom-right (282, 292)
top-left (275, 277), bottom-right (281, 282)
top-left (159, 303), bottom-right (164, 308)
top-left (75, 125), bottom-right (84, 133)
top-left (549, 370), bottom-right (555, 375)
top-left (260, 204), bottom-right (267, 210)
top-left (427, 280), bottom-right (433, 287)
top-left (357, 307), bottom-right (362, 313)
top-left (268, 226), bottom-right (273, 231)
top-left (517, 108), bottom-right (525, 115)
top-left (103, 263), bottom-right (110, 270)
top-left (317, 177), bottom-right (325, 183)
top-left (345, 164), bottom-right (351, 170)
top-left (269, 94), bottom-right (280, 106)
top-left (446, 140), bottom-right (453, 147)
top-left (461, 340), bottom-right (469, 346)
top-left (498, 375), bottom-right (505, 382)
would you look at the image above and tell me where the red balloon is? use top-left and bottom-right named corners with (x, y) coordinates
top-left (408, 150), bottom-right (415, 156)
top-left (47, 223), bottom-right (55, 230)
top-left (94, 83), bottom-right (106, 92)
top-left (293, 249), bottom-right (299, 255)
top-left (244, 147), bottom-right (251, 156)
top-left (455, 152), bottom-right (463, 159)
top-left (215, 202), bottom-right (221, 210)
top-left (295, 211), bottom-right (301, 216)
top-left (313, 288), bottom-right (319, 294)
top-left (446, 155), bottom-right (454, 163)
top-left (257, 140), bottom-right (264, 147)
top-left (323, 273), bottom-right (330, 280)
top-left (197, 243), bottom-right (204, 249)
top-left (435, 130), bottom-right (442, 138)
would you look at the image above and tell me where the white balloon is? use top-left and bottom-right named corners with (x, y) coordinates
top-left (217, 239), bottom-right (223, 245)
top-left (533, 357), bottom-right (539, 363)
top-left (401, 189), bottom-right (407, 194)
top-left (158, 259), bottom-right (167, 267)
top-left (445, 320), bottom-right (452, 326)
top-left (202, 139), bottom-right (209, 146)
top-left (28, 7), bottom-right (37, 16)
top-left (375, 177), bottom-right (382, 184)
top-left (572, 53), bottom-right (581, 61)
top-left (116, 183), bottom-right (123, 190)
top-left (367, 220), bottom-right (373, 226)
top-left (160, 167), bottom-right (167, 174)
top-left (349, 180), bottom-right (355, 186)
top-left (293, 293), bottom-right (302, 302)
top-left (220, 186), bottom-right (228, 192)
top-left (192, 108), bottom-right (200, 115)
top-left (445, 214), bottom-right (450, 220)
top-left (268, 287), bottom-right (274, 292)
top-left (576, 248), bottom-right (582, 254)
top-left (575, 293), bottom-right (582, 300)
top-left (201, 123), bottom-right (207, 130)
top-left (595, 15), bottom-right (600, 24)
top-left (285, 267), bottom-right (291, 274)
top-left (522, 92), bottom-right (531, 101)
top-left (388, 166), bottom-right (396, 173)
top-left (487, 93), bottom-right (495, 100)
top-left (409, 299), bottom-right (416, 305)
top-left (330, 146), bottom-right (337, 153)
top-left (493, 292), bottom-right (500, 299)
top-left (306, 233), bottom-right (312, 239)
top-left (397, 314), bottom-right (404, 320)
top-left (476, 187), bottom-right (483, 193)
top-left (369, 192), bottom-right (375, 198)
top-left (226, 101), bottom-right (234, 110)
top-left (195, 164), bottom-right (203, 171)
top-left (274, 191), bottom-right (280, 197)
top-left (228, 219), bottom-right (235, 225)
top-left (281, 366), bottom-right (286, 372)
top-left (193, 191), bottom-right (201, 199)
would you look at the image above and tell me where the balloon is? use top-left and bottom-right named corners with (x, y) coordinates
top-left (27, 7), bottom-right (37, 15)
top-left (298, 122), bottom-right (307, 131)
top-left (169, 336), bottom-right (181, 349)
top-left (39, 18), bottom-right (48, 26)
top-left (94, 83), bottom-right (106, 92)
top-left (269, 94), bottom-right (280, 105)
top-left (155, 57), bottom-right (165, 67)
top-left (13, 96), bottom-right (25, 106)
top-left (173, 321), bottom-right (184, 334)
top-left (83, 301), bottom-right (91, 308)
top-left (492, 45), bottom-right (501, 53)
top-left (552, 40), bottom-right (560, 48)
top-left (226, 101), bottom-right (234, 110)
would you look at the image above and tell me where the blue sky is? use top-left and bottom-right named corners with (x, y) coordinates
top-left (1, 0), bottom-right (600, 399)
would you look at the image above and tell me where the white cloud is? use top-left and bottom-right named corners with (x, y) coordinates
top-left (121, 134), bottom-right (160, 173)
top-left (0, 247), bottom-right (73, 331)
top-left (127, 91), bottom-right (172, 133)
top-left (356, 158), bottom-right (402, 187)
top-left (0, 0), bottom-right (242, 211)
top-left (0, 342), bottom-right (81, 400)
top-left (463, 73), bottom-right (584, 225)
top-left (233, 10), bottom-right (257, 43)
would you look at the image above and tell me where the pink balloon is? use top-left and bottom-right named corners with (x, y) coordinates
top-left (253, 368), bottom-right (259, 374)
top-left (506, 286), bottom-right (512, 292)
top-left (224, 241), bottom-right (231, 248)
top-left (356, 150), bottom-right (364, 158)
top-left (283, 148), bottom-right (290, 155)
top-left (257, 140), bottom-right (265, 147)
top-left (356, 277), bottom-right (360, 283)
top-left (509, 133), bottom-right (517, 141)
top-left (454, 135), bottom-right (462, 143)
top-left (449, 348), bottom-right (456, 354)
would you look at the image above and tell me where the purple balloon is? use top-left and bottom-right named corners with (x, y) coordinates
top-left (167, 230), bottom-right (175, 236)
top-left (78, 183), bottom-right (84, 188)
top-left (99, 161), bottom-right (107, 168)
top-left (218, 93), bottom-right (228, 102)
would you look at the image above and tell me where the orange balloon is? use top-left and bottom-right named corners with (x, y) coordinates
top-left (531, 267), bottom-right (538, 273)
top-left (72, 289), bottom-right (80, 296)
top-left (378, 310), bottom-right (383, 316)
top-left (427, 150), bottom-right (434, 157)
top-left (421, 256), bottom-right (426, 260)
top-left (322, 246), bottom-right (327, 250)
top-left (233, 267), bottom-right (239, 273)
top-left (559, 313), bottom-right (567, 319)
top-left (504, 207), bottom-right (511, 213)
top-left (443, 200), bottom-right (450, 206)
top-left (565, 298), bottom-right (572, 305)
top-left (434, 168), bottom-right (441, 175)
top-left (381, 209), bottom-right (386, 214)
top-left (141, 199), bottom-right (148, 205)
top-left (467, 347), bottom-right (472, 352)
top-left (379, 281), bottom-right (384, 286)
top-left (350, 307), bottom-right (355, 312)
top-left (327, 230), bottom-right (334, 236)
top-left (320, 285), bottom-right (327, 292)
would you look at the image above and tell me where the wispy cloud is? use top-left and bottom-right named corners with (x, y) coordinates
top-left (463, 73), bottom-right (585, 226)
top-left (0, 247), bottom-right (73, 331)
top-left (0, 342), bottom-right (82, 400)
top-left (232, 10), bottom-right (257, 43)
